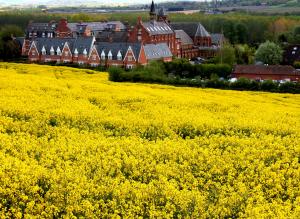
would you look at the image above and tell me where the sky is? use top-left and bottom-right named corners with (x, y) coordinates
top-left (0, 0), bottom-right (196, 6)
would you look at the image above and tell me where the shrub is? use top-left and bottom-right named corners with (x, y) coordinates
top-left (260, 80), bottom-right (278, 92)
top-left (108, 67), bottom-right (125, 82)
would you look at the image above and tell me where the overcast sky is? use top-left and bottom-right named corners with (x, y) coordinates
top-left (0, 0), bottom-right (199, 6)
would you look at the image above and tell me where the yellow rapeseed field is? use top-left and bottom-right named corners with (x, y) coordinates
top-left (0, 63), bottom-right (300, 218)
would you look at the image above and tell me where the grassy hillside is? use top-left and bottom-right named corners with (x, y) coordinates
top-left (0, 63), bottom-right (300, 218)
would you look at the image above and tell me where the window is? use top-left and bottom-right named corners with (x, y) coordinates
top-left (92, 55), bottom-right (96, 61)
top-left (117, 51), bottom-right (122, 61)
top-left (101, 51), bottom-right (105, 60)
top-left (126, 64), bottom-right (133, 69)
top-left (128, 56), bottom-right (132, 61)
top-left (32, 51), bottom-right (36, 56)
top-left (108, 51), bottom-right (113, 60)
top-left (64, 51), bottom-right (69, 56)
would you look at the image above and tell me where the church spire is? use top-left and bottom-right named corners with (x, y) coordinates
top-left (149, 0), bottom-right (156, 20)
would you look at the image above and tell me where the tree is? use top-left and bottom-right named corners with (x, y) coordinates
top-left (235, 23), bottom-right (248, 44)
top-left (255, 41), bottom-right (283, 65)
top-left (0, 25), bottom-right (23, 40)
top-left (215, 44), bottom-right (236, 66)
top-left (235, 44), bottom-right (255, 64)
top-left (0, 25), bottom-right (23, 60)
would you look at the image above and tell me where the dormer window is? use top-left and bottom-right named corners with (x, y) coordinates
top-left (50, 46), bottom-right (54, 55)
top-left (117, 50), bottom-right (122, 61)
top-left (41, 46), bottom-right (46, 55)
top-left (108, 50), bottom-right (112, 60)
top-left (101, 50), bottom-right (105, 60)
top-left (74, 48), bottom-right (79, 57)
top-left (83, 48), bottom-right (87, 57)
top-left (56, 47), bottom-right (61, 56)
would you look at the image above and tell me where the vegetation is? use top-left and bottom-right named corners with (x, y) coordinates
top-left (2, 10), bottom-right (300, 45)
top-left (0, 63), bottom-right (299, 218)
top-left (0, 25), bottom-right (23, 60)
top-left (255, 41), bottom-right (283, 64)
top-left (108, 61), bottom-right (300, 94)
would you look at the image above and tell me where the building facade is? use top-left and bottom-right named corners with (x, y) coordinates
top-left (27, 37), bottom-right (172, 68)
top-left (232, 65), bottom-right (300, 82)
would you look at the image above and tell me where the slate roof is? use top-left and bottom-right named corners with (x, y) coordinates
top-left (27, 22), bottom-right (56, 32)
top-left (175, 30), bottom-right (193, 45)
top-left (170, 22), bottom-right (210, 38)
top-left (96, 31), bottom-right (128, 42)
top-left (144, 43), bottom-right (172, 60)
top-left (68, 21), bottom-right (126, 32)
top-left (233, 65), bottom-right (300, 76)
top-left (142, 20), bottom-right (174, 35)
top-left (15, 37), bottom-right (25, 47)
top-left (31, 37), bottom-right (94, 55)
top-left (95, 42), bottom-right (141, 60)
top-left (195, 23), bottom-right (210, 37)
top-left (211, 33), bottom-right (224, 45)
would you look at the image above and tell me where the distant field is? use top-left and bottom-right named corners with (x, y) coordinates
top-left (219, 5), bottom-right (300, 14)
top-left (0, 63), bottom-right (299, 218)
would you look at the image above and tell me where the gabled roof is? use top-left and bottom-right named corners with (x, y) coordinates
top-left (144, 43), bottom-right (172, 60)
top-left (15, 37), bottom-right (25, 47)
top-left (233, 65), bottom-right (300, 76)
top-left (170, 22), bottom-right (210, 38)
top-left (95, 42), bottom-right (141, 60)
top-left (73, 36), bottom-right (95, 54)
top-left (30, 37), bottom-right (94, 55)
top-left (175, 30), bottom-right (193, 45)
top-left (142, 21), bottom-right (174, 35)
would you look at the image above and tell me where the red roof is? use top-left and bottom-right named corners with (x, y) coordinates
top-left (233, 65), bottom-right (300, 76)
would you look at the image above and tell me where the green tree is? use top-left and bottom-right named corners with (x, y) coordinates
top-left (235, 23), bottom-right (248, 44)
top-left (215, 44), bottom-right (236, 66)
top-left (235, 44), bottom-right (255, 64)
top-left (0, 25), bottom-right (23, 40)
top-left (0, 25), bottom-right (23, 60)
top-left (255, 41), bottom-right (283, 65)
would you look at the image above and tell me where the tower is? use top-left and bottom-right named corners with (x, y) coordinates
top-left (149, 0), bottom-right (156, 21)
top-left (157, 7), bottom-right (168, 22)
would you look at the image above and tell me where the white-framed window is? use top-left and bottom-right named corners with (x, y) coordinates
top-left (92, 55), bottom-right (96, 61)
top-left (117, 51), bottom-right (122, 61)
top-left (32, 51), bottom-right (36, 56)
top-left (101, 51), bottom-right (105, 60)
top-left (126, 64), bottom-right (133, 69)
top-left (57, 48), bottom-right (62, 56)
top-left (128, 56), bottom-right (132, 61)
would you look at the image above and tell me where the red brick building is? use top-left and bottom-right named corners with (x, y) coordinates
top-left (232, 65), bottom-right (300, 82)
top-left (128, 1), bottom-right (178, 55)
top-left (56, 19), bottom-right (73, 38)
top-left (27, 37), bottom-right (172, 68)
